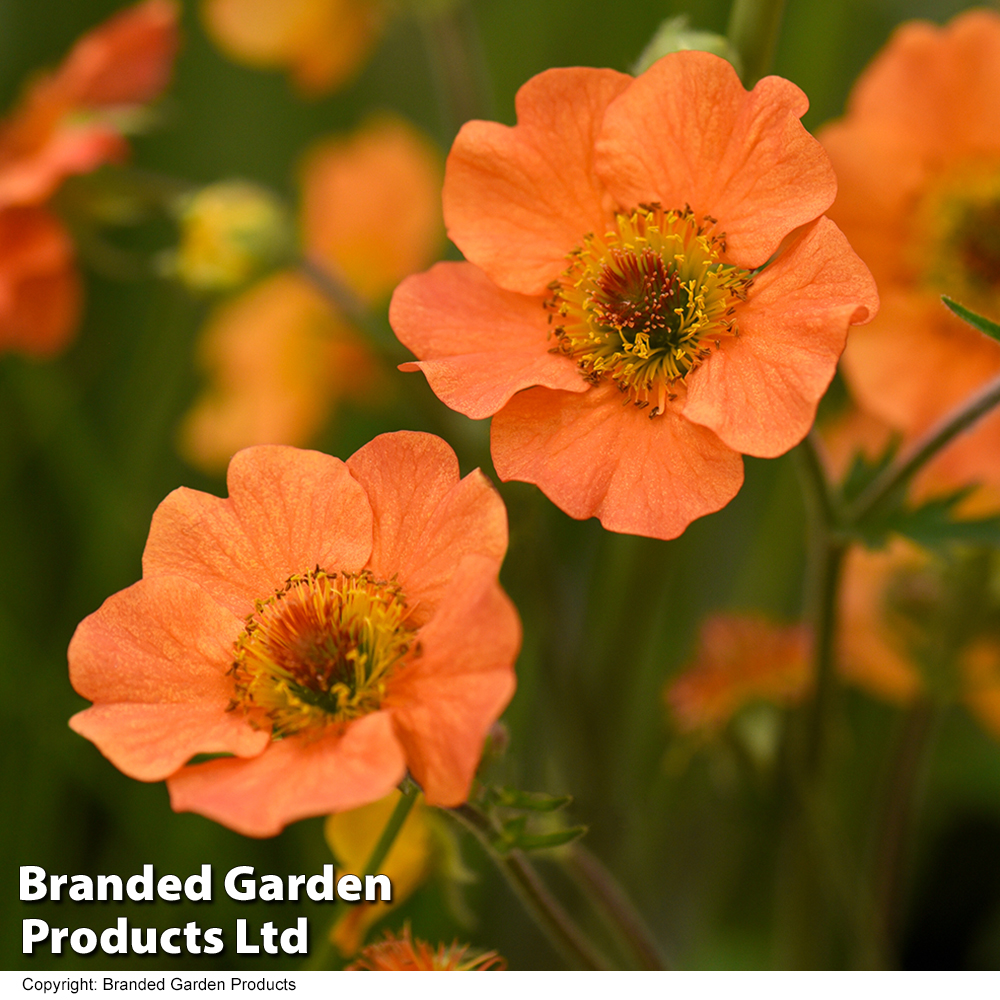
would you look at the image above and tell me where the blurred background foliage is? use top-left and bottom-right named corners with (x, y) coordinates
top-left (5, 0), bottom-right (1000, 972)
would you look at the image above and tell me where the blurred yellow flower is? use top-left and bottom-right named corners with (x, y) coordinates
top-left (166, 180), bottom-right (293, 293)
top-left (325, 790), bottom-right (433, 957)
top-left (179, 116), bottom-right (442, 472)
top-left (201, 0), bottom-right (386, 95)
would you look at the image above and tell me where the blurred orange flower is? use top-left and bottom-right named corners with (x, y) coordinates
top-left (667, 614), bottom-right (812, 732)
top-left (0, 0), bottom-right (179, 356)
top-left (347, 924), bottom-right (505, 970)
top-left (839, 538), bottom-right (1000, 739)
top-left (181, 117), bottom-right (442, 471)
top-left (325, 790), bottom-right (433, 956)
top-left (68, 433), bottom-right (519, 837)
top-left (201, 0), bottom-right (386, 96)
top-left (391, 53), bottom-right (877, 540)
top-left (821, 10), bottom-right (1000, 512)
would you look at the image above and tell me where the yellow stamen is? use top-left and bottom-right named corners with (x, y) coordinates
top-left (228, 568), bottom-right (415, 738)
top-left (545, 204), bottom-right (752, 416)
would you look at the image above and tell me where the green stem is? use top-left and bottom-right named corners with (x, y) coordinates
top-left (793, 432), bottom-right (847, 773)
top-left (304, 784), bottom-right (420, 970)
top-left (726, 0), bottom-right (788, 87)
top-left (562, 844), bottom-right (666, 970)
top-left (448, 802), bottom-right (609, 970)
top-left (870, 700), bottom-right (937, 966)
top-left (364, 784), bottom-right (419, 875)
top-left (779, 433), bottom-right (853, 967)
top-left (846, 369), bottom-right (1000, 526)
top-left (418, 1), bottom-right (494, 143)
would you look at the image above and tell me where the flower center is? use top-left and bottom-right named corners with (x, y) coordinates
top-left (918, 166), bottom-right (1000, 311)
top-left (229, 568), bottom-right (415, 737)
top-left (545, 205), bottom-right (753, 415)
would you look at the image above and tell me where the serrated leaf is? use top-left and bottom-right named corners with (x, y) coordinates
top-left (943, 296), bottom-right (1000, 343)
top-left (514, 827), bottom-right (589, 852)
top-left (853, 487), bottom-right (1000, 550)
top-left (492, 787), bottom-right (573, 812)
top-left (839, 437), bottom-right (900, 506)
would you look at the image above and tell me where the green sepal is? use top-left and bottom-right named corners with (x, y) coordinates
top-left (943, 296), bottom-right (1000, 343)
top-left (513, 827), bottom-right (589, 853)
top-left (493, 815), bottom-right (588, 855)
top-left (489, 787), bottom-right (573, 812)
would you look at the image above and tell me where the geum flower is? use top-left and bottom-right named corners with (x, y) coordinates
top-left (201, 0), bottom-right (385, 96)
top-left (390, 52), bottom-right (878, 539)
top-left (347, 923), bottom-right (505, 971)
top-left (180, 117), bottom-right (442, 472)
top-left (820, 10), bottom-right (1000, 512)
top-left (839, 537), bottom-right (1000, 740)
top-left (667, 613), bottom-right (811, 733)
top-left (0, 0), bottom-right (179, 356)
top-left (68, 433), bottom-right (519, 837)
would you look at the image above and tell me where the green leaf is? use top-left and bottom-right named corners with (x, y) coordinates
top-left (514, 827), bottom-right (589, 853)
top-left (839, 437), bottom-right (900, 506)
top-left (491, 787), bottom-right (573, 812)
top-left (942, 296), bottom-right (1000, 343)
top-left (852, 487), bottom-right (1000, 550)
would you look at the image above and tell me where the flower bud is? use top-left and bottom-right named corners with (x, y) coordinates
top-left (633, 15), bottom-right (743, 77)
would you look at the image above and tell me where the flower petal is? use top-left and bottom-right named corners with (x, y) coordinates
top-left (841, 289), bottom-right (1000, 433)
top-left (167, 711), bottom-right (406, 837)
top-left (596, 52), bottom-right (836, 267)
top-left (444, 67), bottom-right (631, 295)
top-left (390, 261), bottom-right (586, 418)
top-left (301, 117), bottom-right (442, 302)
top-left (388, 555), bottom-right (519, 806)
top-left (491, 383), bottom-right (744, 539)
top-left (143, 446), bottom-right (373, 615)
top-left (70, 704), bottom-right (267, 782)
top-left (67, 575), bottom-right (268, 780)
top-left (201, 0), bottom-right (383, 95)
top-left (346, 431), bottom-right (507, 619)
top-left (684, 217), bottom-right (877, 457)
top-left (0, 206), bottom-right (81, 356)
top-left (833, 12), bottom-right (1000, 162)
top-left (178, 271), bottom-right (379, 472)
top-left (58, 0), bottom-right (180, 108)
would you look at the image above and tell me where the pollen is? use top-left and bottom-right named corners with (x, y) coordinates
top-left (229, 568), bottom-right (415, 738)
top-left (545, 205), bottom-right (753, 416)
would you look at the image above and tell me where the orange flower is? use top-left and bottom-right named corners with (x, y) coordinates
top-left (0, 0), bottom-right (179, 356)
top-left (821, 11), bottom-right (1000, 511)
top-left (390, 53), bottom-right (877, 539)
top-left (838, 539), bottom-right (927, 705)
top-left (347, 924), bottom-right (505, 971)
top-left (839, 539), bottom-right (1000, 738)
top-left (68, 433), bottom-right (520, 836)
top-left (180, 117), bottom-right (442, 471)
top-left (201, 0), bottom-right (385, 96)
top-left (667, 614), bottom-right (812, 732)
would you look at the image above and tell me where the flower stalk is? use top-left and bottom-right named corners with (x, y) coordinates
top-left (846, 369), bottom-right (1000, 527)
top-left (448, 802), bottom-right (609, 970)
top-left (562, 843), bottom-right (666, 970)
top-left (726, 0), bottom-right (788, 86)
